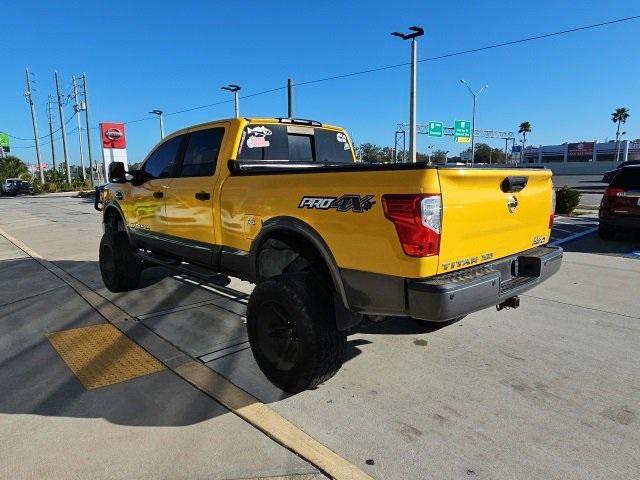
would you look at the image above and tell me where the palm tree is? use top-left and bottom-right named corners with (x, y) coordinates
top-left (518, 121), bottom-right (532, 163)
top-left (611, 107), bottom-right (630, 162)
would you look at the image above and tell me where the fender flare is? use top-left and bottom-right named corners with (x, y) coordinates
top-left (249, 216), bottom-right (350, 311)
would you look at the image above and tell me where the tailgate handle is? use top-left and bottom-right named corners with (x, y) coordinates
top-left (501, 176), bottom-right (528, 193)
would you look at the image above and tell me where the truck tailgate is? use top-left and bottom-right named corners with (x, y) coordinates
top-left (437, 168), bottom-right (553, 274)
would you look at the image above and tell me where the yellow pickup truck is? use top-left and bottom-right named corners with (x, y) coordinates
top-left (96, 117), bottom-right (562, 393)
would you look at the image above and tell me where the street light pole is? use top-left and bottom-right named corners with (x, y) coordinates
top-left (459, 80), bottom-right (487, 166)
top-left (149, 110), bottom-right (164, 139)
top-left (392, 26), bottom-right (424, 163)
top-left (222, 84), bottom-right (241, 117)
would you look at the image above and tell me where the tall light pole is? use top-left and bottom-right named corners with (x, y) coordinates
top-left (72, 75), bottom-right (86, 181)
top-left (222, 84), bottom-right (241, 117)
top-left (392, 26), bottom-right (424, 163)
top-left (24, 69), bottom-right (45, 183)
top-left (54, 71), bottom-right (72, 183)
top-left (459, 80), bottom-right (487, 166)
top-left (149, 110), bottom-right (165, 139)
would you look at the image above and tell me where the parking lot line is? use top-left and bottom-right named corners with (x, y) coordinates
top-left (550, 227), bottom-right (599, 246)
top-left (0, 227), bottom-right (372, 480)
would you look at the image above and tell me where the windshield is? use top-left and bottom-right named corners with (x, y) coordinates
top-left (237, 124), bottom-right (354, 164)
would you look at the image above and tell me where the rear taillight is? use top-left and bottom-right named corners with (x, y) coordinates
top-left (605, 187), bottom-right (625, 197)
top-left (382, 194), bottom-right (441, 257)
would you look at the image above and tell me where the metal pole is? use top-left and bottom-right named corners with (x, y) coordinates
top-left (25, 69), bottom-right (45, 183)
top-left (234, 91), bottom-right (239, 118)
top-left (47, 95), bottom-right (57, 171)
top-left (159, 113), bottom-right (165, 139)
top-left (55, 71), bottom-right (72, 184)
top-left (470, 94), bottom-right (476, 166)
top-left (82, 73), bottom-right (97, 185)
top-left (409, 37), bottom-right (417, 163)
top-left (287, 78), bottom-right (293, 118)
top-left (504, 138), bottom-right (508, 164)
top-left (72, 76), bottom-right (86, 181)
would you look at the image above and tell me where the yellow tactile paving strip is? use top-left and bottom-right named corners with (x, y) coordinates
top-left (47, 324), bottom-right (164, 389)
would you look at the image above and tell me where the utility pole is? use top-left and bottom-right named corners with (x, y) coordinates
top-left (391, 26), bottom-right (424, 163)
top-left (46, 95), bottom-right (57, 171)
top-left (72, 76), bottom-right (86, 181)
top-left (222, 84), bottom-right (241, 118)
top-left (24, 69), bottom-right (45, 183)
top-left (149, 110), bottom-right (165, 139)
top-left (82, 73), bottom-right (97, 185)
top-left (287, 78), bottom-right (294, 117)
top-left (459, 80), bottom-right (488, 166)
top-left (54, 71), bottom-right (72, 183)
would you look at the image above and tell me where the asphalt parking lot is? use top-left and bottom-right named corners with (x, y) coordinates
top-left (1, 195), bottom-right (639, 479)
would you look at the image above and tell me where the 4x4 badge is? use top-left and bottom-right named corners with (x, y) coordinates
top-left (299, 195), bottom-right (375, 213)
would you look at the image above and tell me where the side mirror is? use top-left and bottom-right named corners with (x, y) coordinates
top-left (108, 162), bottom-right (127, 183)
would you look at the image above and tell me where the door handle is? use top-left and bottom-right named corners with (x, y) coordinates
top-left (195, 192), bottom-right (211, 201)
top-left (153, 191), bottom-right (164, 199)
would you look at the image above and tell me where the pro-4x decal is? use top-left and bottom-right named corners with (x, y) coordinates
top-left (298, 195), bottom-right (375, 213)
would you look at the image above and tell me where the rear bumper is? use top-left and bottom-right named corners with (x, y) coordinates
top-left (407, 246), bottom-right (563, 321)
top-left (600, 214), bottom-right (640, 231)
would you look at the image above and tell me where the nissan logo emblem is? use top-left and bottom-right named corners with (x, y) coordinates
top-left (105, 128), bottom-right (123, 141)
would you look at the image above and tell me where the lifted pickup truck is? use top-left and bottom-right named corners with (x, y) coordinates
top-left (96, 117), bottom-right (562, 393)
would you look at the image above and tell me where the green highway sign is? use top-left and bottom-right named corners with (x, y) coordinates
top-left (454, 120), bottom-right (471, 138)
top-left (0, 132), bottom-right (9, 152)
top-left (427, 121), bottom-right (443, 137)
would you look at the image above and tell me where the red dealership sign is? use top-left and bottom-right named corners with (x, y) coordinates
top-left (100, 123), bottom-right (126, 149)
top-left (567, 142), bottom-right (594, 157)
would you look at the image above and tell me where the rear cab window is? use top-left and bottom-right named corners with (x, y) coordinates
top-left (611, 168), bottom-right (640, 188)
top-left (237, 123), bottom-right (354, 164)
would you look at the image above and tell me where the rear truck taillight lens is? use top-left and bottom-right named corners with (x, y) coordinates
top-left (550, 189), bottom-right (556, 228)
top-left (382, 194), bottom-right (441, 257)
top-left (605, 187), bottom-right (625, 197)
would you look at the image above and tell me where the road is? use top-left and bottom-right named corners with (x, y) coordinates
top-left (1, 195), bottom-right (639, 479)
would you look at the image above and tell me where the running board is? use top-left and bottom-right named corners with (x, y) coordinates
top-left (138, 251), bottom-right (232, 287)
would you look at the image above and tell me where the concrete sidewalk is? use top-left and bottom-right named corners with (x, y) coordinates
top-left (0, 237), bottom-right (323, 480)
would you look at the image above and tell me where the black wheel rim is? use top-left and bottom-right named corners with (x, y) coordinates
top-left (100, 244), bottom-right (115, 285)
top-left (255, 300), bottom-right (299, 372)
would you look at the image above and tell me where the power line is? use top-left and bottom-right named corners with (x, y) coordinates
top-left (8, 14), bottom-right (640, 145)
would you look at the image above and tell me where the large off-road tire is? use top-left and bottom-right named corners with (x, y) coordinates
top-left (99, 231), bottom-right (142, 292)
top-left (598, 225), bottom-right (616, 240)
top-left (246, 272), bottom-right (346, 394)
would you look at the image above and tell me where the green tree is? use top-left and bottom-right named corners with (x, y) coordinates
top-left (611, 107), bottom-right (630, 161)
top-left (518, 121), bottom-right (532, 161)
top-left (0, 155), bottom-right (29, 181)
top-left (431, 149), bottom-right (448, 164)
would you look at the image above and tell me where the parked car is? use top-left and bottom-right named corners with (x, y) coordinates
top-left (602, 160), bottom-right (640, 183)
top-left (96, 116), bottom-right (562, 393)
top-left (0, 178), bottom-right (35, 196)
top-left (599, 165), bottom-right (640, 239)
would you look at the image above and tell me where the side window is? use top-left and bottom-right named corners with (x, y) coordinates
top-left (142, 136), bottom-right (183, 179)
top-left (180, 128), bottom-right (224, 177)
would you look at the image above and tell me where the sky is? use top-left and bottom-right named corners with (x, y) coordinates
top-left (2, 0), bottom-right (640, 167)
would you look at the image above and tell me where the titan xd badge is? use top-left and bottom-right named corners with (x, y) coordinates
top-left (299, 195), bottom-right (375, 213)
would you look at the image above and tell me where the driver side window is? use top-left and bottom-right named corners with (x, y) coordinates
top-left (142, 136), bottom-right (183, 179)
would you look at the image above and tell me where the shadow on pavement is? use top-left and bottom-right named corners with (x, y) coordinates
top-left (561, 231), bottom-right (640, 256)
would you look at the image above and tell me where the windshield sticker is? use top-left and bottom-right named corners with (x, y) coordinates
top-left (298, 195), bottom-right (375, 213)
top-left (247, 126), bottom-right (272, 148)
top-left (336, 132), bottom-right (351, 150)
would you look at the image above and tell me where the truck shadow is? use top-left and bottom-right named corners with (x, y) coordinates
top-left (4, 255), bottom-right (433, 427)
top-left (561, 232), bottom-right (640, 256)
